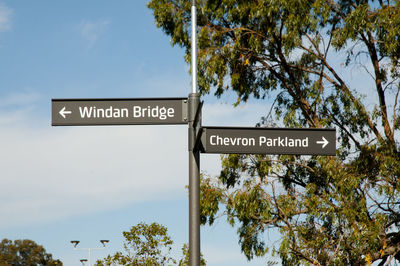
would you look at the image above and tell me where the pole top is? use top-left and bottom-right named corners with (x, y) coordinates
top-left (192, 0), bottom-right (196, 6)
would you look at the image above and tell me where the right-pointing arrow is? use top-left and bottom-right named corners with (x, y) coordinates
top-left (316, 137), bottom-right (329, 148)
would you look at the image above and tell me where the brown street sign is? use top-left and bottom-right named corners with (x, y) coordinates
top-left (198, 127), bottom-right (336, 156)
top-left (52, 98), bottom-right (188, 126)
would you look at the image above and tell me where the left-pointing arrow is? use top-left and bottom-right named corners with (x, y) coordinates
top-left (59, 106), bottom-right (72, 118)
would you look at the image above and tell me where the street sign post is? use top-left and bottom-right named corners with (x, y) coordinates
top-left (51, 95), bottom-right (337, 266)
top-left (198, 127), bottom-right (336, 156)
top-left (52, 98), bottom-right (188, 126)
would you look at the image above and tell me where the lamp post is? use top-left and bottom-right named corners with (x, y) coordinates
top-left (70, 240), bottom-right (109, 266)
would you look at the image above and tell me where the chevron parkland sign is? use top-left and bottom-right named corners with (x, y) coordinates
top-left (197, 127), bottom-right (336, 156)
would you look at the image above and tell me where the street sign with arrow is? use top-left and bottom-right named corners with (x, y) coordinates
top-left (197, 127), bottom-right (336, 156)
top-left (52, 98), bottom-right (188, 126)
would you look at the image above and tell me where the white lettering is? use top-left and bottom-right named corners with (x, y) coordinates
top-left (209, 135), bottom-right (255, 146)
top-left (288, 138), bottom-right (295, 147)
top-left (159, 107), bottom-right (166, 120)
top-left (79, 106), bottom-right (129, 118)
top-left (79, 107), bottom-right (92, 118)
top-left (210, 135), bottom-right (217, 145)
top-left (105, 107), bottom-right (113, 118)
top-left (133, 106), bottom-right (141, 117)
top-left (223, 137), bottom-right (229, 145)
top-left (132, 106), bottom-right (175, 120)
top-left (303, 137), bottom-right (309, 147)
top-left (151, 106), bottom-right (159, 118)
top-left (259, 137), bottom-right (309, 147)
top-left (168, 108), bottom-right (175, 118)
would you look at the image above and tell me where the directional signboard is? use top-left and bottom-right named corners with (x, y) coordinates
top-left (52, 98), bottom-right (188, 126)
top-left (198, 127), bottom-right (336, 155)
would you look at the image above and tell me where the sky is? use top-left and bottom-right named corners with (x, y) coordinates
top-left (0, 1), bottom-right (273, 265)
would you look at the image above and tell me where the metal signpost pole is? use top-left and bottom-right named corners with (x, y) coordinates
top-left (189, 0), bottom-right (200, 265)
top-left (189, 93), bottom-right (200, 266)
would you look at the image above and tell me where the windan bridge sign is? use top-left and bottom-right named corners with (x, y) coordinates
top-left (52, 98), bottom-right (188, 126)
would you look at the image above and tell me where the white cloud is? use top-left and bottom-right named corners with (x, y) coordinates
top-left (0, 111), bottom-right (188, 227)
top-left (0, 91), bottom-right (41, 126)
top-left (0, 91), bottom-right (40, 108)
top-left (0, 2), bottom-right (12, 32)
top-left (79, 19), bottom-right (111, 47)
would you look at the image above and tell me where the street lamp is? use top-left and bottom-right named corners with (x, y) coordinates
top-left (100, 240), bottom-right (109, 247)
top-left (71, 240), bottom-right (80, 248)
top-left (70, 240), bottom-right (109, 266)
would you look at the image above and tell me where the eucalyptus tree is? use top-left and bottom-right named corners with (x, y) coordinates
top-left (96, 222), bottom-right (176, 265)
top-left (0, 239), bottom-right (62, 265)
top-left (96, 222), bottom-right (206, 266)
top-left (148, 0), bottom-right (400, 264)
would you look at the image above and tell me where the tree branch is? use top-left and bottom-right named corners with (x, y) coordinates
top-left (362, 31), bottom-right (394, 145)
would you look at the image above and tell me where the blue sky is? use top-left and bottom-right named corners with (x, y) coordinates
top-left (0, 1), bottom-right (272, 265)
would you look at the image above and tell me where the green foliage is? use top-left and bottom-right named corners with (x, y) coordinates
top-left (96, 222), bottom-right (175, 266)
top-left (149, 0), bottom-right (400, 265)
top-left (96, 222), bottom-right (207, 266)
top-left (0, 239), bottom-right (62, 266)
